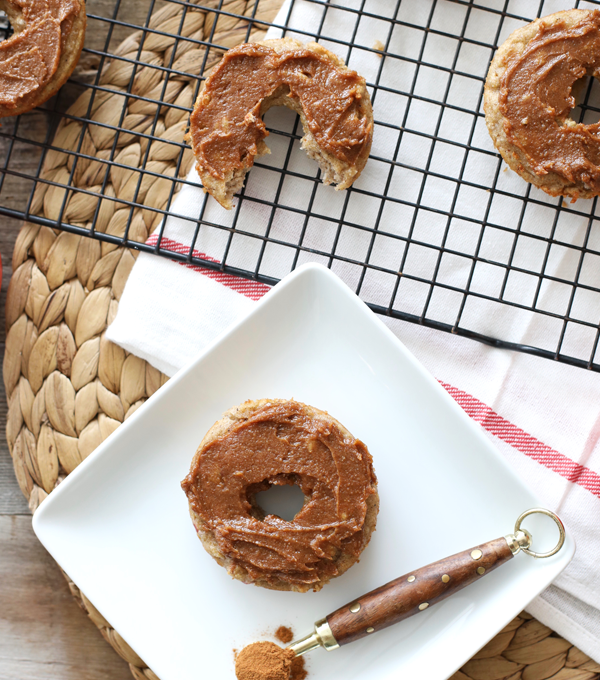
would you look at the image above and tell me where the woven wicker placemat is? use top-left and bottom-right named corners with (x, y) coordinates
top-left (3, 1), bottom-right (600, 679)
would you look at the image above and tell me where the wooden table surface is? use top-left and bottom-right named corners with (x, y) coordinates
top-left (0, 2), bottom-right (153, 678)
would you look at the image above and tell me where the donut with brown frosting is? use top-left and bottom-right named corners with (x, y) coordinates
top-left (181, 399), bottom-right (379, 592)
top-left (0, 0), bottom-right (86, 117)
top-left (485, 9), bottom-right (600, 201)
top-left (188, 38), bottom-right (374, 209)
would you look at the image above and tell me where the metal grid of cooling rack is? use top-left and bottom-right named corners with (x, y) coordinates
top-left (2, 0), bottom-right (600, 371)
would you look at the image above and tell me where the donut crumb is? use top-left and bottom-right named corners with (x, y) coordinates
top-left (373, 39), bottom-right (385, 54)
top-left (275, 626), bottom-right (294, 644)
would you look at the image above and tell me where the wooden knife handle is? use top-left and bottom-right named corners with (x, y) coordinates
top-left (326, 536), bottom-right (513, 646)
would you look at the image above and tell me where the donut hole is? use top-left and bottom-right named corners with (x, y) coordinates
top-left (0, 11), bottom-right (13, 41)
top-left (568, 73), bottom-right (600, 125)
top-left (249, 475), bottom-right (309, 522)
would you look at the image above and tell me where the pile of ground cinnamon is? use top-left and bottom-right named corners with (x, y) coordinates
top-left (235, 627), bottom-right (307, 680)
top-left (235, 641), bottom-right (294, 680)
top-left (289, 656), bottom-right (308, 680)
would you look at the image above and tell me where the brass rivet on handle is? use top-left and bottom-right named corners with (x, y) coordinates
top-left (419, 603), bottom-right (429, 611)
top-left (442, 574), bottom-right (450, 583)
top-left (407, 575), bottom-right (416, 582)
top-left (366, 627), bottom-right (374, 634)
top-left (471, 549), bottom-right (483, 560)
top-left (477, 566), bottom-right (486, 575)
top-left (349, 602), bottom-right (361, 613)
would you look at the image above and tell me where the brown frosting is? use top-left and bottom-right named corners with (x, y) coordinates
top-left (181, 401), bottom-right (377, 588)
top-left (0, 0), bottom-right (80, 108)
top-left (189, 42), bottom-right (372, 181)
top-left (499, 10), bottom-right (600, 192)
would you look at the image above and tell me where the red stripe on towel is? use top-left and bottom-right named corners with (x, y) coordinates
top-left (145, 234), bottom-right (270, 301)
top-left (441, 381), bottom-right (600, 499)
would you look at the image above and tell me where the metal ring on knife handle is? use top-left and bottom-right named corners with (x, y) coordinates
top-left (513, 508), bottom-right (565, 558)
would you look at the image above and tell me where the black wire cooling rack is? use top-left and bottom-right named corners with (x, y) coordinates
top-left (2, 0), bottom-right (600, 371)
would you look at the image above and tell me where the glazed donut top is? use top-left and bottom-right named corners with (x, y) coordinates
top-left (189, 41), bottom-right (372, 181)
top-left (499, 10), bottom-right (600, 192)
top-left (181, 401), bottom-right (377, 588)
top-left (0, 0), bottom-right (81, 108)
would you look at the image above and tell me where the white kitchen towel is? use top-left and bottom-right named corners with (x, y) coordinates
top-left (107, 0), bottom-right (600, 662)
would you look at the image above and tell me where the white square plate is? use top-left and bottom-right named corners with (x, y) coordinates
top-left (33, 263), bottom-right (574, 680)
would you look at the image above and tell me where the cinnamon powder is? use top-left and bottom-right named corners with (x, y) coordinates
top-left (235, 641), bottom-right (294, 680)
top-left (235, 639), bottom-right (308, 680)
top-left (274, 627), bottom-right (307, 680)
top-left (275, 626), bottom-right (294, 644)
top-left (290, 656), bottom-right (308, 680)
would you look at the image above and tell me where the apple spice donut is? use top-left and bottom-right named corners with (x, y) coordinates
top-left (188, 38), bottom-right (374, 209)
top-left (181, 399), bottom-right (379, 592)
top-left (0, 0), bottom-right (86, 118)
top-left (484, 9), bottom-right (600, 201)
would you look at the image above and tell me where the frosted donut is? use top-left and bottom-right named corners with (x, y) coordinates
top-left (0, 0), bottom-right (86, 117)
top-left (485, 9), bottom-right (600, 200)
top-left (188, 38), bottom-right (374, 209)
top-left (181, 399), bottom-right (379, 592)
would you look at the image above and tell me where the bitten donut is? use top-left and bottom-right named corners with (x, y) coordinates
top-left (188, 38), bottom-right (373, 209)
top-left (0, 0), bottom-right (86, 118)
top-left (181, 399), bottom-right (379, 592)
top-left (484, 9), bottom-right (600, 201)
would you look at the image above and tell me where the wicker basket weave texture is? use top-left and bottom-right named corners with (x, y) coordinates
top-left (2, 0), bottom-right (600, 678)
